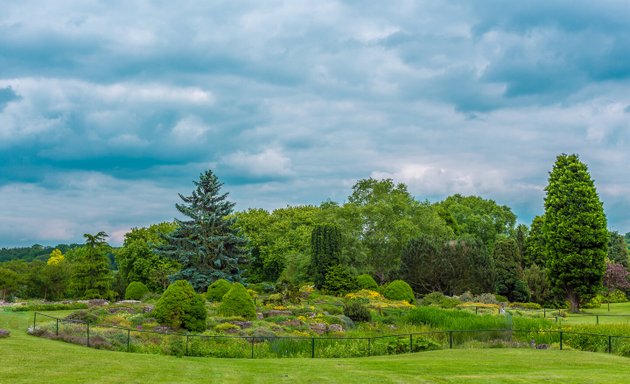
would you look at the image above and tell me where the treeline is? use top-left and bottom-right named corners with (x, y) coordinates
top-left (1, 156), bottom-right (629, 310)
top-left (0, 244), bottom-right (81, 263)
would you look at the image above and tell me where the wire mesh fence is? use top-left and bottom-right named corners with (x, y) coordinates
top-left (28, 312), bottom-right (630, 358)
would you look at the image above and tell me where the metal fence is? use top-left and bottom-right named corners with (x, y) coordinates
top-left (29, 312), bottom-right (630, 358)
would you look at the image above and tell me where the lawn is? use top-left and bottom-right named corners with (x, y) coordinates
top-left (2, 310), bottom-right (630, 383)
top-left (559, 302), bottom-right (630, 326)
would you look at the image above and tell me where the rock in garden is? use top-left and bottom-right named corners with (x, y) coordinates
top-left (328, 324), bottom-right (344, 333)
top-left (310, 323), bottom-right (327, 334)
top-left (263, 310), bottom-right (292, 318)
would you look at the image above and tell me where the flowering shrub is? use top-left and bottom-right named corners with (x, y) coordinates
top-left (0, 329), bottom-right (10, 338)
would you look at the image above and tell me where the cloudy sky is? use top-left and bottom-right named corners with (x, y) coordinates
top-left (1, 1), bottom-right (629, 247)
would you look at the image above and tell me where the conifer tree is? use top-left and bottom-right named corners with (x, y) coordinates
top-left (71, 231), bottom-right (112, 299)
top-left (543, 154), bottom-right (608, 312)
top-left (310, 224), bottom-right (342, 289)
top-left (157, 170), bottom-right (246, 292)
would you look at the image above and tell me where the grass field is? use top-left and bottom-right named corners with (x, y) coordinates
top-left (558, 302), bottom-right (630, 326)
top-left (2, 310), bottom-right (630, 383)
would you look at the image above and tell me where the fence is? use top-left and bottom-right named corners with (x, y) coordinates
top-left (29, 312), bottom-right (630, 358)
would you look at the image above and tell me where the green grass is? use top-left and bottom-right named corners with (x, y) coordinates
top-left (2, 310), bottom-right (630, 383)
top-left (557, 303), bottom-right (630, 326)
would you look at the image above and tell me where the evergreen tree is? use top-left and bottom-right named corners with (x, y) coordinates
top-left (71, 232), bottom-right (113, 299)
top-left (494, 238), bottom-right (529, 302)
top-left (524, 216), bottom-right (546, 267)
top-left (543, 154), bottom-right (608, 312)
top-left (310, 224), bottom-right (342, 289)
top-left (157, 170), bottom-right (247, 292)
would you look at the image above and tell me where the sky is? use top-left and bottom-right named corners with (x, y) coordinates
top-left (1, 0), bottom-right (629, 247)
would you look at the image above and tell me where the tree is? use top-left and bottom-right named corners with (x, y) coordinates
top-left (543, 154), bottom-right (608, 312)
top-left (348, 178), bottom-right (452, 282)
top-left (523, 264), bottom-right (551, 304)
top-left (437, 194), bottom-right (516, 252)
top-left (401, 234), bottom-right (450, 294)
top-left (157, 170), bottom-right (247, 292)
top-left (115, 222), bottom-right (180, 292)
top-left (310, 224), bottom-right (342, 289)
top-left (603, 262), bottom-right (630, 292)
top-left (524, 216), bottom-right (546, 267)
top-left (70, 232), bottom-right (113, 299)
top-left (494, 238), bottom-right (529, 302)
top-left (607, 231), bottom-right (629, 267)
top-left (0, 267), bottom-right (19, 301)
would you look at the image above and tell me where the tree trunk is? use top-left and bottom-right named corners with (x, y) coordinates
top-left (567, 290), bottom-right (580, 313)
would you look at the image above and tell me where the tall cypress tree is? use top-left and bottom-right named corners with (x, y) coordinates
top-left (157, 170), bottom-right (247, 292)
top-left (543, 154), bottom-right (608, 312)
top-left (310, 224), bottom-right (342, 289)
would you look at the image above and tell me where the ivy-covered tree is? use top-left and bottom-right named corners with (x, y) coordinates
top-left (310, 224), bottom-right (342, 289)
top-left (157, 170), bottom-right (247, 292)
top-left (543, 154), bottom-right (608, 312)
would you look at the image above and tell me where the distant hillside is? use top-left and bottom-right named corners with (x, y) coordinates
top-left (0, 244), bottom-right (81, 263)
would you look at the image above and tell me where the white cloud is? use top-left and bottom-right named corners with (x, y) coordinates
top-left (223, 148), bottom-right (293, 178)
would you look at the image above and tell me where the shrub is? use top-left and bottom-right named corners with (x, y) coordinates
top-left (206, 279), bottom-right (232, 302)
top-left (605, 289), bottom-right (628, 303)
top-left (344, 301), bottom-right (371, 322)
top-left (420, 292), bottom-right (460, 308)
top-left (356, 274), bottom-right (379, 291)
top-left (0, 329), bottom-right (10, 338)
top-left (5, 302), bottom-right (89, 312)
top-left (495, 294), bottom-right (508, 303)
top-left (125, 281), bottom-right (150, 300)
top-left (153, 280), bottom-right (207, 332)
top-left (508, 302), bottom-right (542, 310)
top-left (215, 322), bottom-right (241, 334)
top-left (382, 280), bottom-right (414, 303)
top-left (218, 283), bottom-right (256, 320)
top-left (322, 265), bottom-right (358, 296)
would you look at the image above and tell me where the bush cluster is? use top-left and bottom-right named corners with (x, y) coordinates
top-left (125, 281), bottom-right (150, 300)
top-left (343, 301), bottom-right (371, 322)
top-left (206, 279), bottom-right (232, 302)
top-left (218, 283), bottom-right (256, 319)
top-left (382, 280), bottom-right (414, 303)
top-left (356, 274), bottom-right (379, 291)
top-left (420, 292), bottom-right (460, 308)
top-left (154, 280), bottom-right (207, 332)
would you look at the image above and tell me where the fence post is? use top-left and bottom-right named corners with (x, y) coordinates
top-left (367, 338), bottom-right (371, 357)
top-left (596, 315), bottom-right (599, 325)
top-left (608, 302), bottom-right (610, 312)
top-left (475, 306), bottom-right (478, 315)
top-left (559, 331), bottom-right (563, 350)
top-left (311, 337), bottom-right (315, 358)
top-left (33, 312), bottom-right (37, 330)
top-left (185, 335), bottom-right (189, 356)
top-left (87, 323), bottom-right (90, 347)
top-left (409, 334), bottom-right (413, 353)
top-left (449, 331), bottom-right (453, 349)
top-left (543, 308), bottom-right (546, 318)
top-left (127, 329), bottom-right (131, 352)
top-left (608, 336), bottom-right (612, 354)
top-left (56, 319), bottom-right (59, 337)
top-left (250, 337), bottom-right (254, 359)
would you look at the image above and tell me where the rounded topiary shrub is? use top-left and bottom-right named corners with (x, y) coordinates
top-left (218, 282), bottom-right (256, 319)
top-left (154, 280), bottom-right (207, 332)
top-left (125, 281), bottom-right (150, 300)
top-left (206, 279), bottom-right (232, 302)
top-left (356, 274), bottom-right (379, 291)
top-left (322, 265), bottom-right (358, 296)
top-left (382, 280), bottom-right (415, 303)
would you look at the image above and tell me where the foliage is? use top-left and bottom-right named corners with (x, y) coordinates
top-left (0, 243), bottom-right (80, 263)
top-left (70, 232), bottom-right (113, 299)
top-left (436, 194), bottom-right (516, 252)
top-left (0, 267), bottom-right (19, 301)
top-left (607, 231), bottom-right (629, 267)
top-left (125, 281), bottom-right (150, 300)
top-left (406, 306), bottom-right (552, 331)
top-left (419, 292), bottom-right (461, 308)
top-left (508, 302), bottom-right (542, 310)
top-left (321, 264), bottom-right (358, 296)
top-left (115, 222), bottom-right (180, 293)
top-left (603, 262), bottom-right (630, 291)
top-left (153, 280), bottom-right (207, 332)
top-left (343, 301), bottom-right (371, 322)
top-left (218, 282), bottom-right (257, 320)
top-left (356, 274), bottom-right (378, 291)
top-left (523, 264), bottom-right (551, 305)
top-left (382, 280), bottom-right (414, 303)
top-left (524, 216), bottom-right (546, 267)
top-left (156, 170), bottom-right (247, 292)
top-left (206, 278), bottom-right (232, 302)
top-left (5, 302), bottom-right (89, 312)
top-left (47, 249), bottom-right (65, 266)
top-left (494, 238), bottom-right (530, 302)
top-left (310, 224), bottom-right (342, 289)
top-left (0, 328), bottom-right (9, 338)
top-left (543, 154), bottom-right (608, 312)
top-left (348, 178), bottom-right (453, 282)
